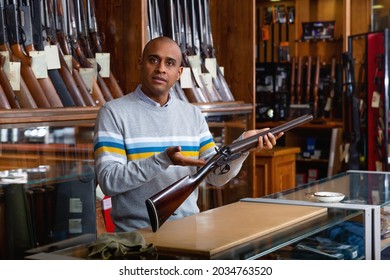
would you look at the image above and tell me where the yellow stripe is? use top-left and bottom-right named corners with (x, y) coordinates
top-left (95, 146), bottom-right (126, 156)
top-left (200, 142), bottom-right (215, 153)
top-left (128, 151), bottom-right (200, 161)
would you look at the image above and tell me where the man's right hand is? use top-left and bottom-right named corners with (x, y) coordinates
top-left (166, 146), bottom-right (206, 167)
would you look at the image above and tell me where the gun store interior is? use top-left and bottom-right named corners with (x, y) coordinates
top-left (1, 0), bottom-right (390, 261)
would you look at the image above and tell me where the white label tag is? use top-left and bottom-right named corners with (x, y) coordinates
top-left (219, 66), bottom-right (224, 75)
top-left (205, 58), bottom-right (217, 78)
top-left (9, 62), bottom-right (21, 91)
top-left (180, 67), bottom-right (193, 89)
top-left (63, 54), bottom-right (73, 73)
top-left (44, 45), bottom-right (61, 69)
top-left (87, 58), bottom-right (98, 80)
top-left (0, 51), bottom-right (10, 76)
top-left (324, 97), bottom-right (332, 111)
top-left (95, 52), bottom-right (110, 78)
top-left (29, 51), bottom-right (48, 79)
top-left (68, 218), bottom-right (82, 234)
top-left (69, 198), bottom-right (83, 213)
top-left (201, 73), bottom-right (213, 93)
top-left (79, 68), bottom-right (94, 93)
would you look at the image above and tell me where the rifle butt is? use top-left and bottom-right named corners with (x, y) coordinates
top-left (91, 78), bottom-right (106, 105)
top-left (103, 71), bottom-right (124, 98)
top-left (146, 175), bottom-right (198, 232)
top-left (15, 77), bottom-right (38, 108)
top-left (0, 69), bottom-right (20, 108)
top-left (96, 74), bottom-right (112, 102)
top-left (20, 64), bottom-right (51, 108)
top-left (48, 69), bottom-right (76, 107)
top-left (38, 77), bottom-right (64, 108)
top-left (0, 84), bottom-right (11, 109)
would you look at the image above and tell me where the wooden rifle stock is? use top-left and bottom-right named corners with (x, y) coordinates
top-left (0, 82), bottom-right (10, 109)
top-left (146, 114), bottom-right (314, 232)
top-left (313, 56), bottom-right (320, 118)
top-left (296, 56), bottom-right (302, 104)
top-left (290, 56), bottom-right (296, 104)
top-left (10, 44), bottom-right (51, 108)
top-left (305, 56), bottom-right (312, 104)
top-left (0, 54), bottom-right (19, 108)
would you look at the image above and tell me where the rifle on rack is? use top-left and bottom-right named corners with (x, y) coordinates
top-left (290, 56), bottom-right (296, 104)
top-left (65, 0), bottom-right (107, 105)
top-left (342, 52), bottom-right (360, 170)
top-left (85, 0), bottom-right (124, 99)
top-left (19, 0), bottom-right (64, 108)
top-left (324, 57), bottom-right (336, 118)
top-left (201, 0), bottom-right (235, 102)
top-left (295, 56), bottom-right (302, 104)
top-left (42, 0), bottom-right (87, 106)
top-left (305, 56), bottom-right (312, 104)
top-left (53, 0), bottom-right (94, 106)
top-left (0, 78), bottom-right (11, 108)
top-left (312, 56), bottom-right (320, 118)
top-left (4, 0), bottom-right (51, 108)
top-left (146, 114), bottom-right (314, 232)
top-left (30, 0), bottom-right (75, 107)
top-left (73, 0), bottom-right (113, 102)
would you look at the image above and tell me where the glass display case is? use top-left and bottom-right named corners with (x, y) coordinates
top-left (243, 170), bottom-right (390, 259)
top-left (0, 102), bottom-right (253, 259)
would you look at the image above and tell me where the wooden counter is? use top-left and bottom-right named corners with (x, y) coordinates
top-left (137, 201), bottom-right (326, 259)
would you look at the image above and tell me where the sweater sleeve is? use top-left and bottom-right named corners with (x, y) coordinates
top-left (94, 105), bottom-right (172, 196)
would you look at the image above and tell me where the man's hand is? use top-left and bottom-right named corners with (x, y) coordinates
top-left (244, 129), bottom-right (284, 152)
top-left (166, 146), bottom-right (206, 166)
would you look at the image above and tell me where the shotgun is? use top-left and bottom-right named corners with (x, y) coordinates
top-left (86, 0), bottom-right (124, 99)
top-left (290, 56), bottom-right (296, 104)
top-left (30, 0), bottom-right (75, 107)
top-left (18, 0), bottom-right (64, 108)
top-left (73, 0), bottom-right (113, 102)
top-left (313, 56), bottom-right (320, 118)
top-left (305, 56), bottom-right (312, 104)
top-left (53, 0), bottom-right (92, 106)
top-left (295, 56), bottom-right (302, 104)
top-left (0, 81), bottom-right (10, 108)
top-left (4, 0), bottom-right (51, 108)
top-left (146, 114), bottom-right (314, 232)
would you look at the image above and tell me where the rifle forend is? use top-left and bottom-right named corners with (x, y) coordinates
top-left (145, 114), bottom-right (314, 232)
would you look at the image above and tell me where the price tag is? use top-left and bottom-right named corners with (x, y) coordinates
top-left (44, 45), bottom-right (61, 69)
top-left (79, 68), bottom-right (94, 93)
top-left (371, 91), bottom-right (380, 108)
top-left (29, 51), bottom-right (48, 79)
top-left (205, 57), bottom-right (217, 78)
top-left (95, 52), bottom-right (110, 78)
top-left (63, 55), bottom-right (73, 73)
top-left (180, 67), bottom-right (193, 89)
top-left (8, 62), bottom-right (21, 91)
top-left (0, 51), bottom-right (10, 76)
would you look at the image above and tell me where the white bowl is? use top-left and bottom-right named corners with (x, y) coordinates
top-left (313, 192), bottom-right (345, 203)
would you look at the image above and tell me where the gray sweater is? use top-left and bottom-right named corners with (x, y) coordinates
top-left (94, 85), bottom-right (248, 231)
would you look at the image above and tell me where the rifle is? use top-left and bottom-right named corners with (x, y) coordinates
top-left (145, 114), bottom-right (314, 232)
top-left (53, 0), bottom-right (93, 106)
top-left (342, 52), bottom-right (360, 170)
top-left (30, 0), bottom-right (76, 107)
top-left (4, 0), bottom-right (51, 108)
top-left (295, 56), bottom-right (302, 104)
top-left (18, 0), bottom-right (64, 108)
top-left (73, 0), bottom-right (113, 103)
top-left (43, 0), bottom-right (90, 107)
top-left (324, 57), bottom-right (336, 118)
top-left (312, 56), bottom-right (320, 118)
top-left (290, 56), bottom-right (295, 104)
top-left (305, 56), bottom-right (312, 104)
top-left (201, 0), bottom-right (235, 102)
top-left (86, 0), bottom-right (124, 99)
top-left (0, 80), bottom-right (11, 108)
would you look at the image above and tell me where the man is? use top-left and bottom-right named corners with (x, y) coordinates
top-left (94, 36), bottom-right (281, 232)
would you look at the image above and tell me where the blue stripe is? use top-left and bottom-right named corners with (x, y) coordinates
top-left (94, 141), bottom-right (125, 151)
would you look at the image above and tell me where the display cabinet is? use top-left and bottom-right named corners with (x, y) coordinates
top-left (0, 102), bottom-right (253, 259)
top-left (244, 170), bottom-right (390, 259)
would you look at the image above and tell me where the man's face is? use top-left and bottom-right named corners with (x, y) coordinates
top-left (139, 39), bottom-right (183, 102)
